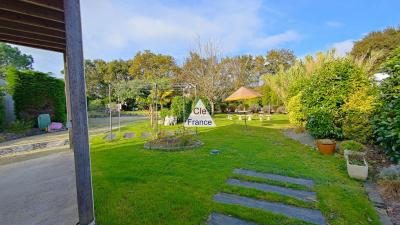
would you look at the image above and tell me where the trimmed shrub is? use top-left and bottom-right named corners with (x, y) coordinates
top-left (171, 96), bottom-right (192, 123)
top-left (6, 68), bottom-right (66, 124)
top-left (306, 108), bottom-right (341, 139)
top-left (342, 88), bottom-right (378, 143)
top-left (287, 93), bottom-right (305, 126)
top-left (339, 140), bottom-right (364, 154)
top-left (372, 46), bottom-right (400, 161)
top-left (302, 58), bottom-right (372, 139)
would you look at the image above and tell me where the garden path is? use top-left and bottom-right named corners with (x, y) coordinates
top-left (207, 168), bottom-right (326, 225)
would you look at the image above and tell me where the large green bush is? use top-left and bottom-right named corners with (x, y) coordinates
top-left (171, 96), bottom-right (192, 123)
top-left (373, 47), bottom-right (400, 161)
top-left (6, 68), bottom-right (66, 124)
top-left (301, 58), bottom-right (373, 139)
top-left (306, 108), bottom-right (340, 139)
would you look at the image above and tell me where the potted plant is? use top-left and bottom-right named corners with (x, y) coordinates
top-left (315, 139), bottom-right (336, 154)
top-left (306, 109), bottom-right (339, 155)
top-left (341, 140), bottom-right (368, 180)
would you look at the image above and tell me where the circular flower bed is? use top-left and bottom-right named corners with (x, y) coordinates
top-left (144, 135), bottom-right (203, 151)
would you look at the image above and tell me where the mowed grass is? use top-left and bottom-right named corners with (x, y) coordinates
top-left (90, 114), bottom-right (380, 225)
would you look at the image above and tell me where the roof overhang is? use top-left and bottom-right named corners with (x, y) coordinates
top-left (0, 0), bottom-right (65, 52)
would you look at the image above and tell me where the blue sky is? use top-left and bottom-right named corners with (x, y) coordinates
top-left (15, 0), bottom-right (400, 78)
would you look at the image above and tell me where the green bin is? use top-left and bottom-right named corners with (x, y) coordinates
top-left (38, 114), bottom-right (51, 130)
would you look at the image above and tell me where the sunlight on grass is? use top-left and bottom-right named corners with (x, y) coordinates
top-left (90, 114), bottom-right (379, 225)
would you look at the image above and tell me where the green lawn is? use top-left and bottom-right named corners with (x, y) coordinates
top-left (90, 114), bottom-right (380, 225)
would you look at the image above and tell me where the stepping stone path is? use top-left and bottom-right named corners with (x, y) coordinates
top-left (104, 133), bottom-right (116, 141)
top-left (141, 132), bottom-right (151, 138)
top-left (227, 178), bottom-right (316, 202)
top-left (207, 212), bottom-right (256, 225)
top-left (214, 193), bottom-right (325, 225)
top-left (234, 168), bottom-right (315, 188)
top-left (123, 132), bottom-right (135, 139)
top-left (208, 168), bottom-right (326, 225)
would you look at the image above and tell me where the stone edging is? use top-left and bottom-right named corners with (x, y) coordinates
top-left (0, 139), bottom-right (69, 157)
top-left (144, 140), bottom-right (203, 151)
top-left (365, 181), bottom-right (393, 225)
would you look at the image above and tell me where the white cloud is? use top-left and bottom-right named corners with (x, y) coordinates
top-left (325, 21), bottom-right (343, 28)
top-left (250, 30), bottom-right (302, 49)
top-left (331, 39), bottom-right (354, 57)
top-left (9, 0), bottom-right (301, 75)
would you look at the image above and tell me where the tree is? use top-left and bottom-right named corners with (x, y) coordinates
top-left (264, 49), bottom-right (296, 75)
top-left (105, 59), bottom-right (130, 83)
top-left (180, 41), bottom-right (229, 115)
top-left (220, 55), bottom-right (258, 91)
top-left (351, 27), bottom-right (400, 72)
top-left (128, 50), bottom-right (179, 80)
top-left (84, 59), bottom-right (108, 99)
top-left (0, 43), bottom-right (33, 76)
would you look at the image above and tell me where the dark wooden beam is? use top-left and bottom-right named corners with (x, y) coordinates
top-left (0, 1), bottom-right (64, 23)
top-left (64, 0), bottom-right (96, 224)
top-left (0, 9), bottom-right (64, 31)
top-left (0, 38), bottom-right (64, 53)
top-left (0, 33), bottom-right (65, 52)
top-left (0, 27), bottom-right (65, 45)
top-left (21, 0), bottom-right (64, 11)
top-left (0, 19), bottom-right (65, 39)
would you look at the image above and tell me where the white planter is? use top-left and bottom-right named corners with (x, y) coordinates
top-left (344, 150), bottom-right (368, 180)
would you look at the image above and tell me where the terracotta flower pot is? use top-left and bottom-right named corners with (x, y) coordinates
top-left (316, 139), bottom-right (336, 155)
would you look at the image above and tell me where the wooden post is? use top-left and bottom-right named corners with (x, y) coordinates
top-left (64, 0), bottom-right (96, 224)
top-left (63, 54), bottom-right (73, 149)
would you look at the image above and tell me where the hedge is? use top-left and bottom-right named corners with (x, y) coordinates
top-left (6, 68), bottom-right (66, 124)
top-left (372, 46), bottom-right (400, 161)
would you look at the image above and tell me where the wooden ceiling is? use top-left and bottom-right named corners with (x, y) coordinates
top-left (0, 0), bottom-right (66, 52)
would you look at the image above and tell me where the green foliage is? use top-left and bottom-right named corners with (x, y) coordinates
top-left (351, 27), bottom-right (400, 72)
top-left (342, 87), bottom-right (378, 143)
top-left (88, 99), bottom-right (105, 111)
top-left (0, 43), bottom-right (33, 76)
top-left (339, 140), bottom-right (364, 153)
top-left (264, 49), bottom-right (296, 75)
top-left (160, 108), bottom-right (173, 119)
top-left (306, 108), bottom-right (340, 139)
top-left (170, 96), bottom-right (192, 122)
top-left (372, 46), bottom-right (400, 162)
top-left (6, 68), bottom-right (66, 124)
top-left (287, 93), bottom-right (305, 126)
top-left (5, 120), bottom-right (34, 134)
top-left (128, 50), bottom-right (179, 79)
top-left (301, 57), bottom-right (373, 139)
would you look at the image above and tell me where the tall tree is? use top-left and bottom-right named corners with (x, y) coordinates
top-left (264, 49), bottom-right (296, 74)
top-left (84, 59), bottom-right (108, 99)
top-left (0, 43), bottom-right (33, 76)
top-left (220, 55), bottom-right (257, 91)
top-left (128, 50), bottom-right (179, 80)
top-left (351, 27), bottom-right (400, 72)
top-left (105, 59), bottom-right (130, 83)
top-left (181, 41), bottom-right (229, 115)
